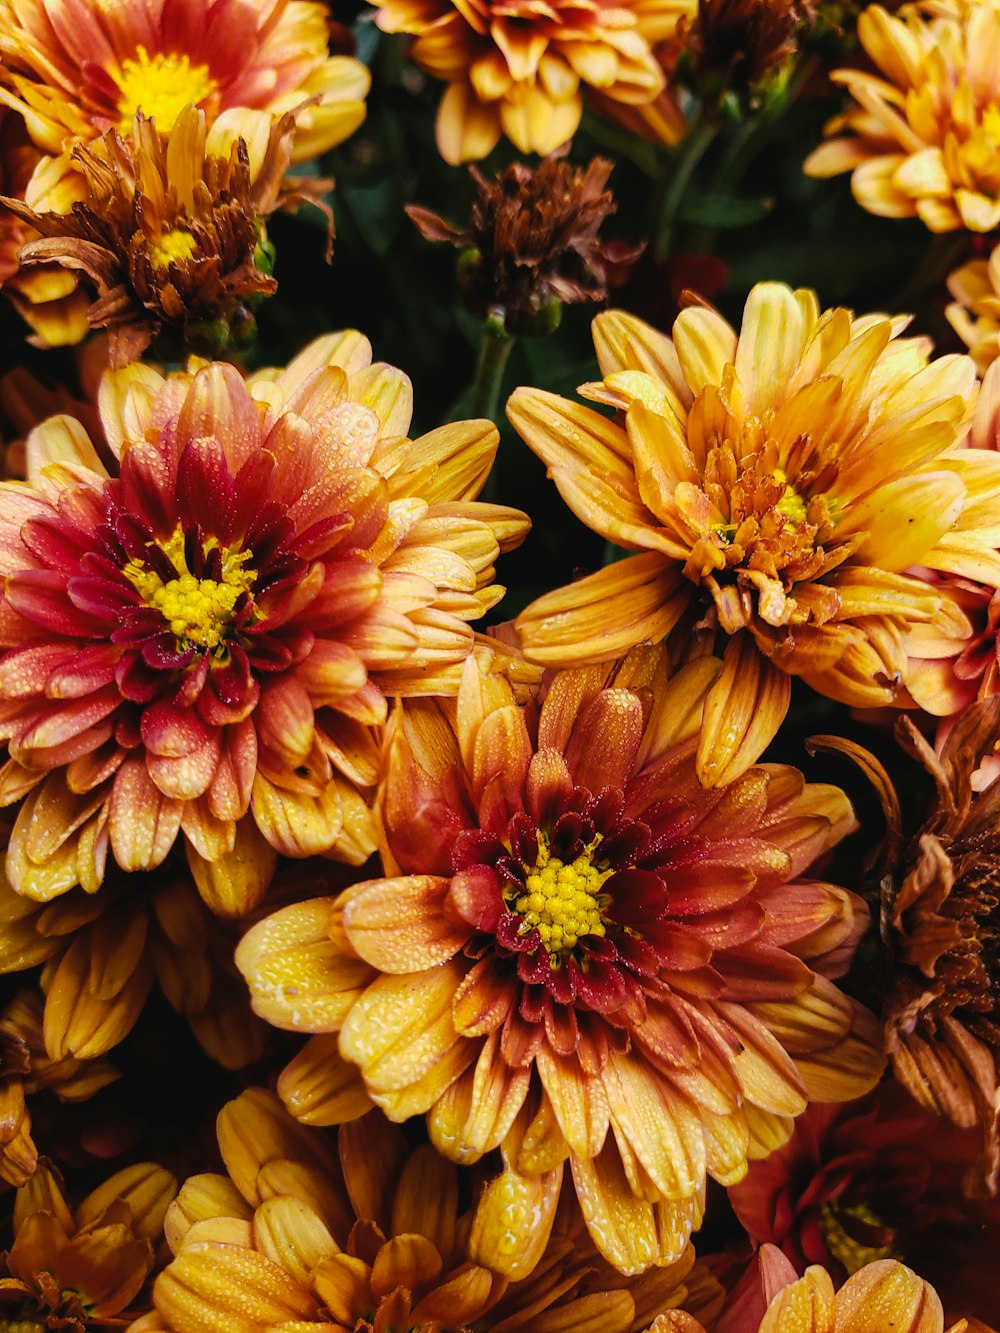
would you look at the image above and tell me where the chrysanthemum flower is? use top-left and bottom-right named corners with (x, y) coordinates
top-left (370, 0), bottom-right (687, 164)
top-left (947, 244), bottom-right (1000, 373)
top-left (507, 284), bottom-right (998, 785)
top-left (0, 859), bottom-right (268, 1069)
top-left (821, 701), bottom-right (1000, 1194)
top-left (0, 0), bottom-right (369, 209)
top-left (0, 1158), bottom-right (176, 1330)
top-left (0, 334), bottom-right (527, 911)
top-left (804, 0), bottom-right (1000, 232)
top-left (237, 647), bottom-right (882, 1274)
top-left (143, 1087), bottom-right (706, 1332)
top-left (0, 988), bottom-right (118, 1188)
top-left (2, 106), bottom-right (284, 362)
top-left (704, 1244), bottom-right (995, 1333)
top-left (728, 1085), bottom-right (1000, 1321)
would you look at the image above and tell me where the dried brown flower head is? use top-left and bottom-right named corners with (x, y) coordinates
top-left (1, 104), bottom-right (289, 365)
top-left (817, 699), bottom-right (1000, 1194)
top-left (680, 0), bottom-right (816, 107)
top-left (407, 154), bottom-right (639, 337)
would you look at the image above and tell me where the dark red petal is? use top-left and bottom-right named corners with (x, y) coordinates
top-left (604, 868), bottom-right (668, 925)
top-left (9, 571), bottom-right (105, 636)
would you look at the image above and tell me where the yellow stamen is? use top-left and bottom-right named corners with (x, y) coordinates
top-left (148, 228), bottom-right (199, 269)
top-left (123, 525), bottom-right (257, 653)
top-left (983, 103), bottom-right (1000, 148)
top-left (115, 47), bottom-right (216, 132)
top-left (773, 466), bottom-right (807, 526)
top-left (511, 833), bottom-right (610, 964)
top-left (819, 1201), bottom-right (897, 1275)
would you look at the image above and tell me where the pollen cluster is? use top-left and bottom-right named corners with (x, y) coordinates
top-left (114, 47), bottom-right (216, 132)
top-left (513, 835), bottom-right (610, 960)
top-left (122, 525), bottom-right (257, 652)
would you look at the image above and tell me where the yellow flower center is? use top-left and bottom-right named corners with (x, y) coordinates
top-left (772, 467), bottom-right (807, 526)
top-left (0, 1322), bottom-right (48, 1333)
top-left (148, 228), bottom-right (199, 269)
top-left (983, 102), bottom-right (1000, 147)
top-left (511, 834), bottom-right (610, 963)
top-left (819, 1201), bottom-right (896, 1275)
top-left (123, 524), bottom-right (257, 653)
top-left (115, 47), bottom-right (216, 132)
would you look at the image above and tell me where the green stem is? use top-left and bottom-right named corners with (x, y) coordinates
top-left (653, 109), bottom-right (719, 262)
top-left (471, 325), bottom-right (515, 423)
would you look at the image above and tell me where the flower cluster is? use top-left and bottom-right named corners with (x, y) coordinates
top-left (0, 1), bottom-right (998, 1330)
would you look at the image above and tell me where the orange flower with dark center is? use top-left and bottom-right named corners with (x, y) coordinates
top-left (0, 337), bottom-right (527, 911)
top-left (238, 647), bottom-right (882, 1275)
top-left (507, 284), bottom-right (999, 786)
top-left (144, 1088), bottom-right (709, 1332)
top-left (0, 1159), bottom-right (175, 1330)
top-left (2, 106), bottom-right (282, 362)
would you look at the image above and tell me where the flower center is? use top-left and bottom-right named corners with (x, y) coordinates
top-left (772, 466), bottom-right (807, 527)
top-left (122, 524), bottom-right (257, 653)
top-left (149, 228), bottom-right (199, 269)
top-left (115, 47), bottom-right (216, 132)
top-left (982, 102), bottom-right (1000, 148)
top-left (510, 834), bottom-right (610, 961)
top-left (819, 1201), bottom-right (897, 1275)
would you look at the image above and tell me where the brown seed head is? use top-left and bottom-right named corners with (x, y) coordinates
top-left (680, 0), bottom-right (816, 105)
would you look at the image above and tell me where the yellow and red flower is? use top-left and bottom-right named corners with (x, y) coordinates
top-left (0, 0), bottom-right (369, 210)
top-left (0, 335), bottom-right (528, 911)
top-left (237, 647), bottom-right (882, 1275)
top-left (143, 1087), bottom-right (709, 1332)
top-left (728, 1085), bottom-right (1000, 1322)
top-left (804, 0), bottom-right (1000, 232)
top-left (705, 1244), bottom-right (997, 1333)
top-left (507, 285), bottom-right (999, 785)
top-left (0, 1158), bottom-right (175, 1330)
top-left (370, 0), bottom-right (688, 163)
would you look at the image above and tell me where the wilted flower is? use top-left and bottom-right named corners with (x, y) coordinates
top-left (0, 335), bottom-right (527, 912)
top-left (0, 989), bottom-right (118, 1188)
top-left (0, 0), bottom-right (370, 210)
top-left (805, 1), bottom-right (1000, 232)
top-left (507, 284), bottom-right (998, 786)
top-left (728, 1085), bottom-right (1000, 1321)
top-left (704, 1244), bottom-right (994, 1333)
top-left (407, 155), bottom-right (640, 339)
top-left (237, 647), bottom-right (881, 1275)
top-left (2, 106), bottom-right (284, 362)
top-left (370, 0), bottom-right (683, 164)
top-left (145, 1087), bottom-right (706, 1332)
top-left (947, 244), bottom-right (1000, 373)
top-left (0, 1158), bottom-right (175, 1329)
top-left (679, 0), bottom-right (816, 110)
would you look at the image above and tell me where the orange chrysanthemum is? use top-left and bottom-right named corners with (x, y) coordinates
top-left (0, 0), bottom-right (369, 211)
top-left (370, 0), bottom-right (689, 164)
top-left (506, 284), bottom-right (1000, 786)
top-left (237, 647), bottom-right (882, 1275)
top-left (703, 1244), bottom-right (997, 1333)
top-left (140, 1087), bottom-right (711, 1333)
top-left (804, 0), bottom-right (1000, 233)
top-left (0, 334), bottom-right (528, 912)
top-left (0, 1158), bottom-right (175, 1330)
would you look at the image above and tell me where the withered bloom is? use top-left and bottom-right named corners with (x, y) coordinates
top-left (407, 155), bottom-right (639, 337)
top-left (819, 699), bottom-right (1000, 1194)
top-left (1, 104), bottom-right (286, 365)
top-left (679, 0), bottom-right (816, 108)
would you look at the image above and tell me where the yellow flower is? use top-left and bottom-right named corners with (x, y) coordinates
top-left (0, 1159), bottom-right (176, 1330)
top-left (804, 0), bottom-right (1000, 232)
top-left (145, 1087), bottom-right (707, 1332)
top-left (370, 0), bottom-right (689, 163)
top-left (237, 648), bottom-right (882, 1275)
top-left (0, 0), bottom-right (369, 210)
top-left (506, 284), bottom-right (1000, 785)
top-left (947, 243), bottom-right (1000, 372)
